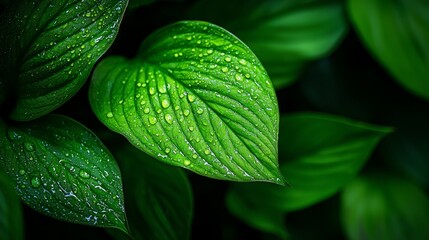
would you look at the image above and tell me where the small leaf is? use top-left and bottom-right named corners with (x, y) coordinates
top-left (348, 0), bottom-right (429, 101)
top-left (0, 0), bottom-right (128, 120)
top-left (341, 174), bottom-right (429, 240)
top-left (226, 113), bottom-right (391, 235)
top-left (108, 144), bottom-right (193, 240)
top-left (0, 170), bottom-right (23, 240)
top-left (0, 115), bottom-right (127, 232)
top-left (186, 0), bottom-right (348, 89)
top-left (89, 21), bottom-right (284, 184)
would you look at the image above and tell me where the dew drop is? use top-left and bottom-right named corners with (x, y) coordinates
top-left (161, 99), bottom-right (170, 108)
top-left (204, 149), bottom-right (211, 155)
top-left (184, 159), bottom-right (191, 166)
top-left (149, 116), bottom-right (157, 125)
top-left (187, 94), bottom-right (196, 103)
top-left (207, 49), bottom-right (213, 54)
top-left (165, 148), bottom-right (171, 154)
top-left (189, 127), bottom-right (194, 131)
top-left (239, 59), bottom-right (247, 65)
top-left (140, 100), bottom-right (146, 105)
top-left (183, 109), bottom-right (190, 116)
top-left (224, 57), bottom-right (232, 62)
top-left (245, 73), bottom-right (251, 79)
top-left (235, 74), bottom-right (243, 81)
top-left (30, 176), bottom-right (41, 188)
top-left (143, 108), bottom-right (150, 114)
top-left (165, 114), bottom-right (173, 124)
top-left (197, 108), bottom-right (204, 114)
top-left (159, 85), bottom-right (167, 93)
top-left (221, 67), bottom-right (229, 73)
top-left (106, 112), bottom-right (113, 118)
top-left (192, 154), bottom-right (198, 159)
top-left (7, 130), bottom-right (21, 141)
top-left (79, 170), bottom-right (90, 179)
top-left (24, 142), bottom-right (35, 151)
top-left (19, 169), bottom-right (26, 175)
top-left (149, 87), bottom-right (156, 95)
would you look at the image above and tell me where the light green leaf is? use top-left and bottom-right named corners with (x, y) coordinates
top-left (0, 0), bottom-right (128, 121)
top-left (341, 174), bottom-right (429, 240)
top-left (89, 21), bottom-right (284, 184)
top-left (226, 113), bottom-right (391, 234)
top-left (0, 115), bottom-right (128, 233)
top-left (0, 170), bottom-right (23, 240)
top-left (186, 0), bottom-right (348, 89)
top-left (108, 144), bottom-right (193, 240)
top-left (348, 0), bottom-right (429, 101)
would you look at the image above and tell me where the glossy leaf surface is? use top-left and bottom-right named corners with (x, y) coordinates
top-left (109, 144), bottom-right (193, 240)
top-left (0, 115), bottom-right (127, 232)
top-left (90, 21), bottom-right (284, 184)
top-left (348, 0), bottom-right (429, 101)
top-left (341, 174), bottom-right (429, 240)
top-left (227, 113), bottom-right (391, 235)
top-left (0, 0), bottom-right (128, 120)
top-left (187, 0), bottom-right (348, 89)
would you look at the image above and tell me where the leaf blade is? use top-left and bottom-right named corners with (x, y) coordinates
top-left (0, 115), bottom-right (127, 232)
top-left (0, 0), bottom-right (128, 120)
top-left (90, 21), bottom-right (284, 184)
top-left (0, 170), bottom-right (23, 240)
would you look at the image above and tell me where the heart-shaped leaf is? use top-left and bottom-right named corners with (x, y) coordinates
top-left (0, 170), bottom-right (23, 240)
top-left (226, 113), bottom-right (392, 235)
top-left (341, 174), bottom-right (429, 240)
top-left (186, 0), bottom-right (348, 89)
top-left (89, 21), bottom-right (284, 184)
top-left (0, 115), bottom-right (128, 233)
top-left (108, 144), bottom-right (193, 240)
top-left (348, 0), bottom-right (429, 101)
top-left (0, 0), bottom-right (128, 120)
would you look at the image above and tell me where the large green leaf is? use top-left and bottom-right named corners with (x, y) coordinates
top-left (89, 21), bottom-right (284, 184)
top-left (0, 0), bottom-right (128, 120)
top-left (226, 113), bottom-right (391, 235)
top-left (108, 144), bottom-right (193, 240)
top-left (341, 174), bottom-right (429, 240)
top-left (0, 115), bottom-right (127, 233)
top-left (0, 170), bottom-right (23, 240)
top-left (348, 0), bottom-right (429, 101)
top-left (186, 0), bottom-right (348, 89)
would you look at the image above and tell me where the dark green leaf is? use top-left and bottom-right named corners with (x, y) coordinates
top-left (186, 0), bottom-right (348, 89)
top-left (341, 174), bottom-right (429, 240)
top-left (0, 115), bottom-right (127, 233)
top-left (89, 21), bottom-right (284, 184)
top-left (108, 144), bottom-right (193, 240)
top-left (0, 170), bottom-right (23, 240)
top-left (227, 113), bottom-right (391, 234)
top-left (348, 0), bottom-right (429, 101)
top-left (0, 0), bottom-right (128, 120)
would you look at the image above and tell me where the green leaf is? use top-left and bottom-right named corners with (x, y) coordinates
top-left (108, 144), bottom-right (193, 240)
top-left (226, 113), bottom-right (391, 234)
top-left (186, 0), bottom-right (348, 89)
top-left (348, 0), bottom-right (429, 101)
top-left (0, 170), bottom-right (23, 240)
top-left (89, 21), bottom-right (284, 184)
top-left (0, 115), bottom-right (128, 233)
top-left (0, 0), bottom-right (128, 120)
top-left (341, 174), bottom-right (429, 240)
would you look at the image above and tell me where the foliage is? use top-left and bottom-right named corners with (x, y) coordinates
top-left (0, 0), bottom-right (428, 239)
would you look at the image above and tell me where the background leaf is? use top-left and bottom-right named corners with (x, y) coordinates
top-left (226, 113), bottom-right (391, 235)
top-left (0, 115), bottom-right (127, 232)
top-left (186, 0), bottom-right (348, 89)
top-left (0, 170), bottom-right (23, 240)
top-left (108, 144), bottom-right (193, 240)
top-left (89, 21), bottom-right (284, 184)
top-left (341, 174), bottom-right (429, 240)
top-left (348, 0), bottom-right (429, 101)
top-left (0, 0), bottom-right (128, 120)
